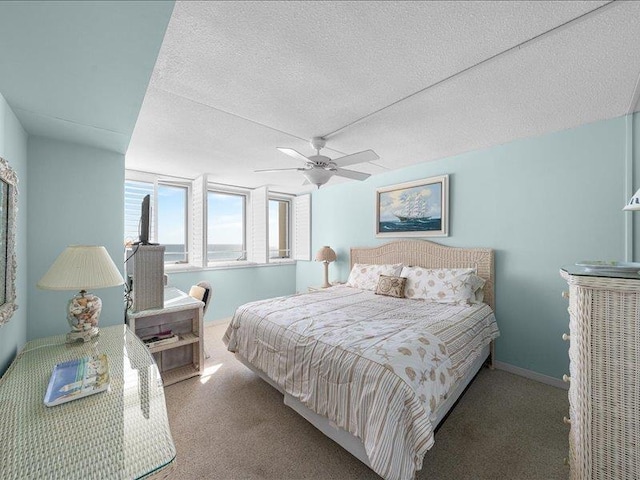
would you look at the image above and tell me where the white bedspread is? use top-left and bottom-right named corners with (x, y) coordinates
top-left (223, 286), bottom-right (499, 480)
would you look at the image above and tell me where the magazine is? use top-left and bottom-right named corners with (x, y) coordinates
top-left (145, 334), bottom-right (179, 348)
top-left (44, 354), bottom-right (110, 407)
top-left (140, 330), bottom-right (174, 343)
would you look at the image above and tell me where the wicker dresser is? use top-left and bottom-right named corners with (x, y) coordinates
top-left (560, 267), bottom-right (640, 480)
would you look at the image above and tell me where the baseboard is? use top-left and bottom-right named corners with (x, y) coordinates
top-left (205, 316), bottom-right (232, 327)
top-left (494, 361), bottom-right (568, 390)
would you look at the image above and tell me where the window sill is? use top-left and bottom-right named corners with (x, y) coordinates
top-left (164, 259), bottom-right (296, 274)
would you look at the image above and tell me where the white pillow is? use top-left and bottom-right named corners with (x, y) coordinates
top-left (346, 263), bottom-right (404, 291)
top-left (400, 266), bottom-right (484, 305)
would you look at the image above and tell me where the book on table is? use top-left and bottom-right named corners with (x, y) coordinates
top-left (44, 354), bottom-right (110, 407)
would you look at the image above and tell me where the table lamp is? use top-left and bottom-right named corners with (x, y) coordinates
top-left (315, 246), bottom-right (337, 288)
top-left (37, 245), bottom-right (125, 343)
top-left (623, 189), bottom-right (640, 210)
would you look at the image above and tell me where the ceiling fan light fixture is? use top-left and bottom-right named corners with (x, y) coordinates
top-left (268, 138), bottom-right (378, 188)
top-left (302, 168), bottom-right (333, 188)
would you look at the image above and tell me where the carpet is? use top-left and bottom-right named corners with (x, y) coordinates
top-left (163, 323), bottom-right (569, 479)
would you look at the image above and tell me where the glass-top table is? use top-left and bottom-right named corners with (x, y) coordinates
top-left (0, 325), bottom-right (176, 479)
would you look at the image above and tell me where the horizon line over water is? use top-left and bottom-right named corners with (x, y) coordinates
top-left (161, 243), bottom-right (285, 262)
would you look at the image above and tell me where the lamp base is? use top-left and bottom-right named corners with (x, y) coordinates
top-left (66, 290), bottom-right (102, 341)
top-left (66, 327), bottom-right (99, 343)
top-left (321, 261), bottom-right (331, 288)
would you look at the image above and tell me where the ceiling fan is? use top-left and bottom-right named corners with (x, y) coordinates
top-left (256, 137), bottom-right (379, 188)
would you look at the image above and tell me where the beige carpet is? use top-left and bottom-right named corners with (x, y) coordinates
top-left (163, 323), bottom-right (569, 479)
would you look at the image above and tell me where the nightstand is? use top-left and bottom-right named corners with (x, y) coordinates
top-left (308, 282), bottom-right (344, 292)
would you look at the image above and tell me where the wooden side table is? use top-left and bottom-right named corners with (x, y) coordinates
top-left (0, 325), bottom-right (176, 480)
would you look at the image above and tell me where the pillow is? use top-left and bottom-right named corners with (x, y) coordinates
top-left (189, 285), bottom-right (207, 302)
top-left (468, 274), bottom-right (486, 304)
top-left (346, 263), bottom-right (404, 291)
top-left (375, 275), bottom-right (407, 298)
top-left (400, 266), bottom-right (483, 305)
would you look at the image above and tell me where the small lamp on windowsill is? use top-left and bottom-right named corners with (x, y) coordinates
top-left (315, 246), bottom-right (337, 288)
top-left (37, 245), bottom-right (125, 343)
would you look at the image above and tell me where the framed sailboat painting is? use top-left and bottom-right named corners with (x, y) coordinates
top-left (375, 175), bottom-right (449, 238)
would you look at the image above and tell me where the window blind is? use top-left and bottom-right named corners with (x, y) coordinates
top-left (293, 194), bottom-right (311, 261)
top-left (249, 186), bottom-right (268, 263)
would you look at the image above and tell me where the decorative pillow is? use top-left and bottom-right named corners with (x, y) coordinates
top-left (468, 274), bottom-right (486, 304)
top-left (346, 263), bottom-right (404, 291)
top-left (375, 275), bottom-right (407, 298)
top-left (400, 266), bottom-right (483, 305)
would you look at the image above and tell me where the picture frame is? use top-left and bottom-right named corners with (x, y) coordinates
top-left (375, 175), bottom-right (449, 238)
top-left (0, 156), bottom-right (18, 327)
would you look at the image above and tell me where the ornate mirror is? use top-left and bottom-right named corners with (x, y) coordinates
top-left (0, 157), bottom-right (17, 326)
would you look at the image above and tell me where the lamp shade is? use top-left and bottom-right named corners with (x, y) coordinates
top-left (37, 245), bottom-right (124, 291)
top-left (623, 188), bottom-right (640, 211)
top-left (315, 246), bottom-right (337, 263)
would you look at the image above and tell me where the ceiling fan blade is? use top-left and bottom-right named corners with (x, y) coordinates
top-left (276, 147), bottom-right (311, 164)
top-left (332, 149), bottom-right (379, 167)
top-left (254, 168), bottom-right (304, 173)
top-left (334, 168), bottom-right (370, 181)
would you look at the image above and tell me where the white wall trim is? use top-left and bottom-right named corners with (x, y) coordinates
top-left (494, 361), bottom-right (568, 390)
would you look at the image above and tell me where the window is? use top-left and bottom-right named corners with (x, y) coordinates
top-left (124, 177), bottom-right (189, 264)
top-left (207, 191), bottom-right (246, 262)
top-left (125, 172), bottom-right (309, 268)
top-left (269, 198), bottom-right (290, 258)
top-left (157, 184), bottom-right (188, 263)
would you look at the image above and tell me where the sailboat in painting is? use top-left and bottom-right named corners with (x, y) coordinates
top-left (393, 193), bottom-right (431, 222)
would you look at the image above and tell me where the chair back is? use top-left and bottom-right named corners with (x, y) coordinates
top-left (188, 281), bottom-right (212, 315)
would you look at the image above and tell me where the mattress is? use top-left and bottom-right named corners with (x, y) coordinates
top-left (223, 286), bottom-right (499, 480)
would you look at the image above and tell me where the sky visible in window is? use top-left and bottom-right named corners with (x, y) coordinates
top-left (208, 192), bottom-right (244, 246)
top-left (157, 185), bottom-right (186, 245)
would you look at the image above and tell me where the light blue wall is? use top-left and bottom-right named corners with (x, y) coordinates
top-left (297, 115), bottom-right (634, 380)
top-left (27, 136), bottom-right (125, 340)
top-left (168, 264), bottom-right (297, 323)
top-left (0, 93), bottom-right (28, 375)
top-left (0, 1), bottom-right (175, 154)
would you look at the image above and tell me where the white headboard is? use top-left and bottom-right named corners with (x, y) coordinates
top-left (350, 240), bottom-right (495, 309)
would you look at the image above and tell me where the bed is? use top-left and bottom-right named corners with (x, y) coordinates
top-left (223, 240), bottom-right (499, 480)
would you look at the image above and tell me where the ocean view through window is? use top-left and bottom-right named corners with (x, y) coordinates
top-left (208, 191), bottom-right (246, 262)
top-left (158, 184), bottom-right (188, 263)
top-left (124, 179), bottom-right (189, 263)
top-left (126, 173), bottom-right (304, 267)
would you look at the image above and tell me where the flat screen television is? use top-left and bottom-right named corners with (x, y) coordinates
top-left (136, 194), bottom-right (151, 245)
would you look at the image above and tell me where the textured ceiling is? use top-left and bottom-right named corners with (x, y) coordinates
top-left (127, 1), bottom-right (640, 193)
top-left (0, 1), bottom-right (174, 154)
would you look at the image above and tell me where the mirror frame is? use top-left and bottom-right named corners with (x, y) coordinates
top-left (0, 157), bottom-right (18, 326)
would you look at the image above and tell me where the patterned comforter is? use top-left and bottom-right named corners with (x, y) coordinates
top-left (223, 286), bottom-right (499, 480)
